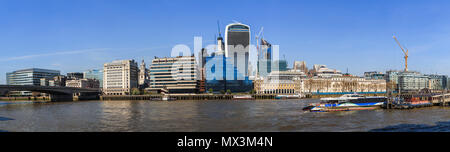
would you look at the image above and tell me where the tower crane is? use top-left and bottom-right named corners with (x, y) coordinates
top-left (255, 27), bottom-right (264, 56)
top-left (393, 35), bottom-right (409, 72)
top-left (255, 27), bottom-right (264, 77)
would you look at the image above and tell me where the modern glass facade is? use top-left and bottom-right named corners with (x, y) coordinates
top-left (257, 39), bottom-right (273, 77)
top-left (225, 23), bottom-right (251, 78)
top-left (272, 60), bottom-right (288, 72)
top-left (205, 54), bottom-right (253, 93)
top-left (83, 69), bottom-right (103, 88)
top-left (398, 72), bottom-right (429, 91)
top-left (426, 74), bottom-right (448, 90)
top-left (6, 68), bottom-right (60, 86)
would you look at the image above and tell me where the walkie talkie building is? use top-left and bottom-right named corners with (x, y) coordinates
top-left (225, 23), bottom-right (251, 78)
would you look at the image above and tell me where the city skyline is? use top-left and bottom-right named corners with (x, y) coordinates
top-left (2, 0), bottom-right (450, 84)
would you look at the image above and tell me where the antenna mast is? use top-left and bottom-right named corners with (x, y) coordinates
top-left (217, 20), bottom-right (221, 37)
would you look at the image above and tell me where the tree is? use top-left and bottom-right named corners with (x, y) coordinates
top-left (131, 88), bottom-right (141, 95)
top-left (226, 89), bottom-right (232, 94)
top-left (142, 89), bottom-right (150, 95)
top-left (220, 90), bottom-right (225, 94)
top-left (208, 88), bottom-right (213, 93)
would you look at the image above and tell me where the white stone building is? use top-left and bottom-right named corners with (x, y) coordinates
top-left (103, 60), bottom-right (139, 95)
top-left (301, 76), bottom-right (387, 94)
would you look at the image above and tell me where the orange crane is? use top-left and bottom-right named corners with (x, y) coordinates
top-left (393, 35), bottom-right (409, 72)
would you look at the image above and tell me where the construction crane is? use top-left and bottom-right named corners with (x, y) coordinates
top-left (393, 35), bottom-right (409, 72)
top-left (255, 27), bottom-right (264, 56)
top-left (255, 27), bottom-right (264, 77)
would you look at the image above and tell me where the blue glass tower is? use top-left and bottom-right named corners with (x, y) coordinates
top-left (205, 54), bottom-right (253, 93)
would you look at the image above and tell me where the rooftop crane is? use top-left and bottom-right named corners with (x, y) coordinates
top-left (393, 35), bottom-right (409, 72)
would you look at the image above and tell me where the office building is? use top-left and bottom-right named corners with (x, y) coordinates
top-left (148, 56), bottom-right (199, 93)
top-left (198, 48), bottom-right (209, 93)
top-left (387, 70), bottom-right (448, 92)
top-left (6, 68), bottom-right (60, 96)
top-left (83, 69), bottom-right (103, 88)
top-left (52, 75), bottom-right (67, 87)
top-left (364, 71), bottom-right (386, 80)
top-left (7, 68), bottom-right (60, 86)
top-left (103, 60), bottom-right (139, 95)
top-left (205, 54), bottom-right (253, 93)
top-left (40, 78), bottom-right (50, 86)
top-left (225, 23), bottom-right (251, 78)
top-left (257, 39), bottom-right (273, 77)
top-left (40, 75), bottom-right (66, 87)
top-left (385, 70), bottom-right (401, 91)
top-left (66, 78), bottom-right (100, 88)
top-left (272, 60), bottom-right (288, 72)
top-left (447, 77), bottom-right (450, 90)
top-left (426, 74), bottom-right (448, 90)
top-left (397, 71), bottom-right (429, 92)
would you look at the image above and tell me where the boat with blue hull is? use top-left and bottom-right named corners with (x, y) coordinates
top-left (303, 94), bottom-right (387, 112)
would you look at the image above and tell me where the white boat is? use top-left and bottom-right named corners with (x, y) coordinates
top-left (162, 96), bottom-right (176, 101)
top-left (233, 95), bottom-right (254, 100)
top-left (275, 95), bottom-right (301, 99)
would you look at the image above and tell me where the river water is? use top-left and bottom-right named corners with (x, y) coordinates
top-left (0, 99), bottom-right (449, 132)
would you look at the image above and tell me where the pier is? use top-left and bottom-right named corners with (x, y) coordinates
top-left (383, 92), bottom-right (450, 109)
top-left (431, 93), bottom-right (450, 106)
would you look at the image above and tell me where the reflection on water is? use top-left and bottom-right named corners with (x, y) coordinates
top-left (0, 117), bottom-right (14, 121)
top-left (370, 121), bottom-right (450, 132)
top-left (0, 99), bottom-right (449, 132)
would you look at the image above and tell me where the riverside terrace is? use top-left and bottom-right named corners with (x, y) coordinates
top-left (0, 85), bottom-right (101, 102)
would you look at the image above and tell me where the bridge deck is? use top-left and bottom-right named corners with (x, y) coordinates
top-left (0, 85), bottom-right (100, 95)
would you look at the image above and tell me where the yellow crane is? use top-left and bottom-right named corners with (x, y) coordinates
top-left (393, 35), bottom-right (409, 72)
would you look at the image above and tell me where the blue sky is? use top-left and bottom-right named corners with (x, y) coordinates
top-left (1, 0), bottom-right (450, 84)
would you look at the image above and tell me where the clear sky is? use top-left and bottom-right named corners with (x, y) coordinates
top-left (1, 0), bottom-right (450, 84)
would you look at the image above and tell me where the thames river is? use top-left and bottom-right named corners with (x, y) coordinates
top-left (0, 99), bottom-right (449, 132)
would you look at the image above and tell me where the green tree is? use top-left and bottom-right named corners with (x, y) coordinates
top-left (208, 88), bottom-right (213, 93)
top-left (226, 89), bottom-right (232, 94)
top-left (131, 88), bottom-right (141, 95)
top-left (142, 89), bottom-right (149, 95)
top-left (220, 90), bottom-right (225, 94)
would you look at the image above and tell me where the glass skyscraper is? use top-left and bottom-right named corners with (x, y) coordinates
top-left (225, 23), bottom-right (251, 78)
top-left (257, 38), bottom-right (273, 77)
